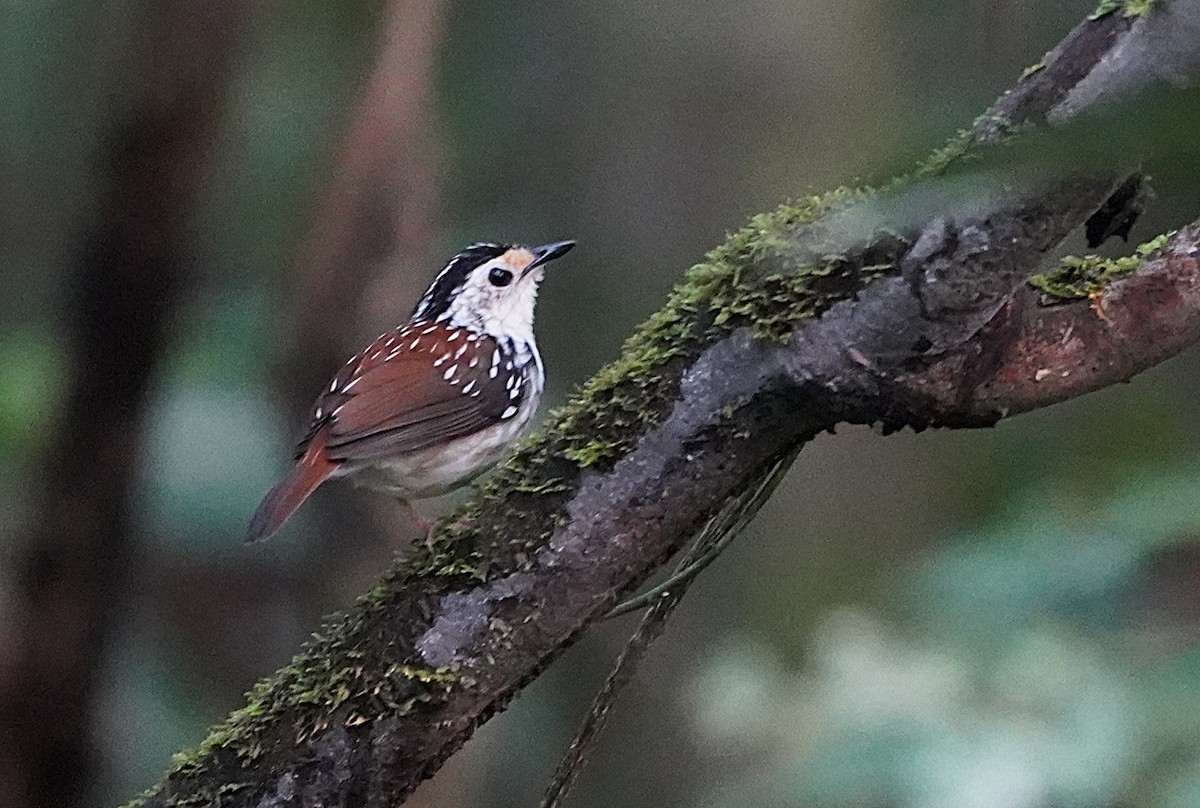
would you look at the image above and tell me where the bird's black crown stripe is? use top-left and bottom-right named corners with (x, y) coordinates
top-left (413, 242), bottom-right (511, 320)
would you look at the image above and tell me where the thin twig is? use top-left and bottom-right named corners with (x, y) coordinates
top-left (605, 525), bottom-right (746, 618)
top-left (539, 447), bottom-right (801, 808)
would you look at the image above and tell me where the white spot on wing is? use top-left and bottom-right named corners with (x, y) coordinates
top-left (443, 365), bottom-right (457, 380)
top-left (502, 405), bottom-right (518, 419)
top-left (462, 380), bottom-right (476, 394)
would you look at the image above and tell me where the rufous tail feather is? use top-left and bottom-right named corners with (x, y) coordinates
top-left (246, 437), bottom-right (337, 542)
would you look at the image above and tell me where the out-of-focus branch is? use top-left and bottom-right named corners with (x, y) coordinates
top-left (278, 0), bottom-right (446, 586)
top-left (0, 2), bottom-right (247, 806)
top-left (285, 0), bottom-right (444, 412)
top-left (128, 3), bottom-right (1200, 806)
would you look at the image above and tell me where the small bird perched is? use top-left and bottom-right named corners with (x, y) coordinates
top-left (247, 240), bottom-right (575, 542)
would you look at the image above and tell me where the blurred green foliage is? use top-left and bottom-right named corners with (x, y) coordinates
top-left (690, 464), bottom-right (1200, 808)
top-left (0, 328), bottom-right (66, 463)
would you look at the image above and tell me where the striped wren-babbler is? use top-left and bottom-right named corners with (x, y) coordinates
top-left (248, 240), bottom-right (575, 542)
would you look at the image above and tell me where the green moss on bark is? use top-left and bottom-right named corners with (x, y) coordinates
top-left (1091, 0), bottom-right (1159, 19)
top-left (1029, 232), bottom-right (1172, 299)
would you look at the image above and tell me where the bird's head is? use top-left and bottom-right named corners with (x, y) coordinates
top-left (412, 240), bottom-right (575, 341)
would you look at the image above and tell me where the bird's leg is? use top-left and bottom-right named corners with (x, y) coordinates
top-left (396, 498), bottom-right (436, 549)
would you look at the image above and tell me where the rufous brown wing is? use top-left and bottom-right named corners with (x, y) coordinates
top-left (247, 322), bottom-right (524, 542)
top-left (311, 322), bottom-right (522, 461)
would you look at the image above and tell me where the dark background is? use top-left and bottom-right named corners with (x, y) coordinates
top-left (4, 1), bottom-right (1200, 806)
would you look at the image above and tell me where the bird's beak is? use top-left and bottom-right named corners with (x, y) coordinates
top-left (524, 240), bottom-right (576, 276)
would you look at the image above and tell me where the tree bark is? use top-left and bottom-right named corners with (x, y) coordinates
top-left (128, 2), bottom-right (1200, 806)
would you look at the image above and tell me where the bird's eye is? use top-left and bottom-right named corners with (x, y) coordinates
top-left (488, 267), bottom-right (514, 287)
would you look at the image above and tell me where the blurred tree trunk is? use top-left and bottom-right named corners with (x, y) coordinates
top-left (0, 2), bottom-right (248, 806)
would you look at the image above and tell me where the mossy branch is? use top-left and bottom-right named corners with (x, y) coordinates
top-left (900, 223), bottom-right (1200, 420)
top-left (128, 2), bottom-right (1200, 806)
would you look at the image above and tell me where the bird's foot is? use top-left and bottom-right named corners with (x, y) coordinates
top-left (398, 499), bottom-right (437, 550)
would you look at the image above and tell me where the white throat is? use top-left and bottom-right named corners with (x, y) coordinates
top-left (440, 270), bottom-right (543, 349)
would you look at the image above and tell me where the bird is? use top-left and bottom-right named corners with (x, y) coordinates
top-left (247, 239), bottom-right (575, 542)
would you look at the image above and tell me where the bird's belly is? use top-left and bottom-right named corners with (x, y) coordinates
top-left (352, 406), bottom-right (535, 499)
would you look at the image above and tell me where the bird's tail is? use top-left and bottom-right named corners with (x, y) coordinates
top-left (246, 437), bottom-right (338, 542)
